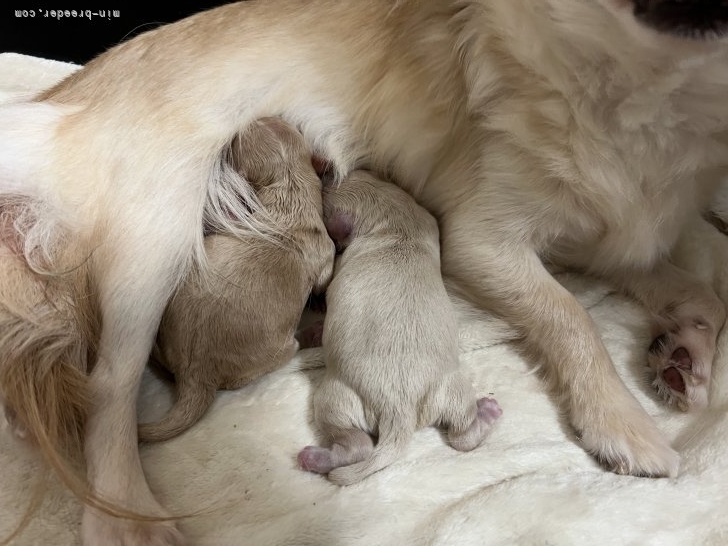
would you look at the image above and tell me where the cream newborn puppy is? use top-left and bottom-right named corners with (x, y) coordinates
top-left (138, 118), bottom-right (335, 442)
top-left (298, 171), bottom-right (502, 485)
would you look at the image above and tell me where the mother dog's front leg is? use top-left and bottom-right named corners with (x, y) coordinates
top-left (440, 208), bottom-right (680, 478)
top-left (82, 224), bottom-right (192, 546)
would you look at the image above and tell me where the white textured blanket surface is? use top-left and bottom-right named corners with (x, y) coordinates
top-left (1, 52), bottom-right (728, 546)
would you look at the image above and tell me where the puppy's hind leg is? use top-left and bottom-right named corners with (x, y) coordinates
top-left (428, 374), bottom-right (502, 452)
top-left (440, 201), bottom-right (679, 478)
top-left (299, 377), bottom-right (373, 475)
top-left (298, 428), bottom-right (374, 475)
top-left (81, 212), bottom-right (199, 546)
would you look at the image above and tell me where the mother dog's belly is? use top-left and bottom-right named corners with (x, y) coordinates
top-left (40, 0), bottom-right (703, 276)
top-left (44, 0), bottom-right (468, 214)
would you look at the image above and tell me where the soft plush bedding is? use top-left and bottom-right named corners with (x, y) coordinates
top-left (1, 52), bottom-right (727, 546)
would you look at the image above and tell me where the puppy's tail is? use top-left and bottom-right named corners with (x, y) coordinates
top-left (327, 413), bottom-right (413, 486)
top-left (138, 377), bottom-right (215, 443)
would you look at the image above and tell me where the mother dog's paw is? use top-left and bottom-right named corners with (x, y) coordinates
top-left (648, 322), bottom-right (714, 412)
top-left (82, 509), bottom-right (185, 546)
top-left (574, 404), bottom-right (679, 478)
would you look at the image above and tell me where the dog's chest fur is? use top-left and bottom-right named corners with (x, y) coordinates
top-left (449, 2), bottom-right (728, 273)
top-left (501, 71), bottom-right (723, 272)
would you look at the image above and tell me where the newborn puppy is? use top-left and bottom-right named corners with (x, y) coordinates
top-left (138, 118), bottom-right (335, 442)
top-left (298, 171), bottom-right (502, 485)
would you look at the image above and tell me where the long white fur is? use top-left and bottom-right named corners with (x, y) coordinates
top-left (0, 102), bottom-right (70, 196)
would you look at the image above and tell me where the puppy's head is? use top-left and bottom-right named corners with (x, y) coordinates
top-left (322, 171), bottom-right (437, 252)
top-left (321, 173), bottom-right (381, 253)
top-left (229, 117), bottom-right (311, 189)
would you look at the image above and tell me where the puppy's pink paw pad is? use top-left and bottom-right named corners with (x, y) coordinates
top-left (298, 446), bottom-right (334, 474)
top-left (476, 397), bottom-right (502, 424)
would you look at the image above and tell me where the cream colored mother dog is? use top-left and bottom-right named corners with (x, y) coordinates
top-left (2, 0), bottom-right (728, 544)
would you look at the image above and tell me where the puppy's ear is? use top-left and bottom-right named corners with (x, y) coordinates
top-left (325, 210), bottom-right (354, 251)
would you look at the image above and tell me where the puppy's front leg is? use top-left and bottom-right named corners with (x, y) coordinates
top-left (441, 206), bottom-right (679, 478)
top-left (82, 226), bottom-right (190, 546)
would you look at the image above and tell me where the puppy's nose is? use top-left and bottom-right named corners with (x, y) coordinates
top-left (632, 0), bottom-right (728, 39)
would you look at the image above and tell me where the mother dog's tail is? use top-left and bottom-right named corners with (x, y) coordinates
top-left (0, 204), bottom-right (100, 541)
top-left (0, 251), bottom-right (95, 463)
top-left (0, 100), bottom-right (101, 534)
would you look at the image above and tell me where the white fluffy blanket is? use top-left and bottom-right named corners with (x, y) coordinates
top-left (1, 53), bottom-right (728, 546)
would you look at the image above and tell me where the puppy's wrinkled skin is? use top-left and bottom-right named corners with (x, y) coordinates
top-left (3, 0), bottom-right (728, 543)
top-left (298, 172), bottom-right (501, 485)
top-left (138, 118), bottom-right (334, 443)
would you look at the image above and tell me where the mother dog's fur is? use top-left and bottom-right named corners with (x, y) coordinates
top-left (2, 0), bottom-right (728, 544)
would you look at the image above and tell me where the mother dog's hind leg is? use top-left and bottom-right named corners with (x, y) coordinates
top-left (440, 204), bottom-right (680, 478)
top-left (609, 241), bottom-right (726, 412)
top-left (81, 217), bottom-right (196, 546)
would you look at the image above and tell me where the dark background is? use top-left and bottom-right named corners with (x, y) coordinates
top-left (1, 3), bottom-right (231, 64)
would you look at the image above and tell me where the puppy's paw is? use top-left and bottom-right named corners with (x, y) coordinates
top-left (298, 445), bottom-right (334, 474)
top-left (448, 397), bottom-right (502, 452)
top-left (648, 322), bottom-right (714, 411)
top-left (476, 397), bottom-right (503, 425)
top-left (82, 508), bottom-right (185, 546)
top-left (575, 403), bottom-right (679, 478)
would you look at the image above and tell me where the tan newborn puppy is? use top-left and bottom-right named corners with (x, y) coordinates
top-left (138, 118), bottom-right (335, 442)
top-left (298, 171), bottom-right (502, 485)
